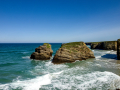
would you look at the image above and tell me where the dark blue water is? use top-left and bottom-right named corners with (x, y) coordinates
top-left (0, 43), bottom-right (120, 90)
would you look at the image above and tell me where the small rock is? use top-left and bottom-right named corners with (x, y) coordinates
top-left (30, 43), bottom-right (53, 60)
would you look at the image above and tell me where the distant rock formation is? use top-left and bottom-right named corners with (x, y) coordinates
top-left (91, 42), bottom-right (103, 49)
top-left (52, 42), bottom-right (95, 64)
top-left (117, 39), bottom-right (120, 60)
top-left (30, 43), bottom-right (53, 60)
top-left (90, 41), bottom-right (117, 50)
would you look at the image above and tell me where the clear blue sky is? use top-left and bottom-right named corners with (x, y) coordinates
top-left (0, 0), bottom-right (120, 43)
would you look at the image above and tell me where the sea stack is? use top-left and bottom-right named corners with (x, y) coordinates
top-left (117, 39), bottom-right (120, 60)
top-left (30, 43), bottom-right (53, 60)
top-left (52, 42), bottom-right (95, 64)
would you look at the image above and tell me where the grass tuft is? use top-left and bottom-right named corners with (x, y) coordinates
top-left (43, 43), bottom-right (50, 48)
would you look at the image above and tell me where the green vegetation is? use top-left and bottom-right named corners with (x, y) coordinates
top-left (91, 42), bottom-right (101, 44)
top-left (91, 41), bottom-right (116, 44)
top-left (43, 43), bottom-right (50, 48)
top-left (103, 41), bottom-right (117, 44)
top-left (81, 48), bottom-right (84, 50)
top-left (61, 42), bottom-right (84, 50)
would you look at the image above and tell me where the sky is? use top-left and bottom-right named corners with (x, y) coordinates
top-left (0, 0), bottom-right (120, 43)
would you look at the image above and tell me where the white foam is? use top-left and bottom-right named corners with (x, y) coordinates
top-left (95, 56), bottom-right (101, 59)
top-left (0, 71), bottom-right (63, 90)
top-left (22, 52), bottom-right (28, 54)
top-left (22, 56), bottom-right (30, 59)
top-left (95, 64), bottom-right (101, 67)
top-left (29, 60), bottom-right (67, 76)
top-left (0, 74), bottom-right (51, 90)
top-left (1, 63), bottom-right (120, 90)
top-left (110, 77), bottom-right (120, 89)
top-left (110, 50), bottom-right (117, 54)
top-left (52, 71), bottom-right (63, 75)
top-left (50, 56), bottom-right (54, 60)
top-left (51, 71), bottom-right (120, 90)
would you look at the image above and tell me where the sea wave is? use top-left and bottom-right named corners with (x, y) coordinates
top-left (49, 71), bottom-right (120, 90)
top-left (0, 71), bottom-right (63, 90)
top-left (29, 60), bottom-right (67, 76)
top-left (22, 56), bottom-right (30, 59)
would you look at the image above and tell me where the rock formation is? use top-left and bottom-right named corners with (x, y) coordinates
top-left (91, 42), bottom-right (103, 49)
top-left (90, 41), bottom-right (117, 50)
top-left (52, 42), bottom-right (95, 63)
top-left (30, 43), bottom-right (53, 60)
top-left (117, 39), bottom-right (120, 60)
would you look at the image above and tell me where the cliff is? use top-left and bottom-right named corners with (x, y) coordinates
top-left (87, 41), bottom-right (117, 50)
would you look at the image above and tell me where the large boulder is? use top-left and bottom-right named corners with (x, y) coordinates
top-left (52, 42), bottom-right (95, 63)
top-left (30, 43), bottom-right (53, 60)
top-left (117, 39), bottom-right (120, 60)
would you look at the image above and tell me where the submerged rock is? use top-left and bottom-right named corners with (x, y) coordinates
top-left (52, 42), bottom-right (95, 63)
top-left (30, 43), bottom-right (53, 60)
top-left (117, 39), bottom-right (120, 60)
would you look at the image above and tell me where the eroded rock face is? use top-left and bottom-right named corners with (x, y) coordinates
top-left (91, 42), bottom-right (103, 49)
top-left (91, 41), bottom-right (117, 50)
top-left (30, 43), bottom-right (53, 60)
top-left (117, 39), bottom-right (120, 60)
top-left (52, 42), bottom-right (95, 64)
top-left (103, 41), bottom-right (117, 50)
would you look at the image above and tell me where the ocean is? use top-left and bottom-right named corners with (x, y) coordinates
top-left (0, 43), bottom-right (120, 90)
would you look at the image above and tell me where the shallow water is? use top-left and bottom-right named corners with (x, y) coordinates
top-left (0, 43), bottom-right (120, 90)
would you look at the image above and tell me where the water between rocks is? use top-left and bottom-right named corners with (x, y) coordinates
top-left (0, 43), bottom-right (120, 90)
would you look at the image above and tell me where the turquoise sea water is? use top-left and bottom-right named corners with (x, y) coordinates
top-left (0, 43), bottom-right (120, 90)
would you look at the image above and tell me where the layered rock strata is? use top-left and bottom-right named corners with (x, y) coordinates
top-left (52, 42), bottom-right (95, 63)
top-left (30, 43), bottom-right (53, 60)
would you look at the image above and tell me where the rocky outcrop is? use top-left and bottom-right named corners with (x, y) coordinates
top-left (30, 43), bottom-right (53, 60)
top-left (52, 42), bottom-right (95, 64)
top-left (90, 41), bottom-right (117, 50)
top-left (103, 41), bottom-right (117, 50)
top-left (91, 42), bottom-right (103, 49)
top-left (117, 39), bottom-right (120, 60)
